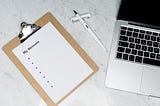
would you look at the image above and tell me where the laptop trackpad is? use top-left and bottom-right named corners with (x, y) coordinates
top-left (141, 67), bottom-right (160, 97)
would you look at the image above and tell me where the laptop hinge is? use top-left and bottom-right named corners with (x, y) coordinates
top-left (128, 21), bottom-right (160, 30)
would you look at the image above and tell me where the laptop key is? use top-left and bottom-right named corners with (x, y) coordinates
top-left (153, 32), bottom-right (158, 36)
top-left (129, 37), bottom-right (134, 42)
top-left (146, 31), bottom-right (152, 35)
top-left (134, 29), bottom-right (139, 32)
top-left (156, 54), bottom-right (160, 59)
top-left (147, 41), bottom-right (152, 46)
top-left (123, 54), bottom-right (128, 60)
top-left (154, 48), bottom-right (159, 53)
top-left (140, 30), bottom-right (145, 33)
top-left (121, 26), bottom-right (127, 30)
top-left (131, 49), bottom-right (137, 55)
top-left (120, 36), bottom-right (128, 41)
top-left (144, 52), bottom-right (149, 57)
top-left (135, 56), bottom-right (142, 63)
top-left (118, 47), bottom-right (125, 52)
top-left (143, 58), bottom-right (160, 66)
top-left (136, 44), bottom-right (141, 50)
top-left (153, 42), bottom-right (159, 47)
top-left (120, 30), bottom-right (126, 35)
top-left (151, 36), bottom-right (156, 41)
top-left (150, 53), bottom-right (156, 58)
top-left (135, 39), bottom-right (140, 44)
top-left (129, 43), bottom-right (135, 48)
top-left (145, 35), bottom-right (150, 40)
top-left (128, 28), bottom-right (133, 31)
top-left (142, 46), bottom-right (147, 51)
top-left (129, 55), bottom-right (135, 61)
top-left (133, 32), bottom-right (138, 37)
top-left (157, 37), bottom-right (160, 42)
top-left (119, 41), bottom-right (129, 47)
top-left (138, 50), bottom-right (143, 56)
top-left (139, 34), bottom-right (144, 39)
top-left (127, 31), bottom-right (132, 36)
top-left (116, 52), bottom-right (122, 59)
top-left (141, 40), bottom-right (146, 45)
top-left (148, 47), bottom-right (153, 52)
top-left (125, 48), bottom-right (131, 53)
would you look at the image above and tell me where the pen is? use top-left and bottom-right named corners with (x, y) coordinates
top-left (73, 10), bottom-right (106, 51)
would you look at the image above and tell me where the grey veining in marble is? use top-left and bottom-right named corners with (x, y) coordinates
top-left (1, 0), bottom-right (160, 106)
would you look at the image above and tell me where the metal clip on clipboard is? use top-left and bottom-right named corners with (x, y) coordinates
top-left (18, 22), bottom-right (41, 43)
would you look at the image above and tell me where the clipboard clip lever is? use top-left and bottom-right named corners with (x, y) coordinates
top-left (18, 22), bottom-right (41, 43)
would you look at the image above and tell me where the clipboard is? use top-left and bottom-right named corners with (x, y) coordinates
top-left (2, 12), bottom-right (99, 106)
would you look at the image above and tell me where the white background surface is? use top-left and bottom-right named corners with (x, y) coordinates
top-left (1, 0), bottom-right (160, 106)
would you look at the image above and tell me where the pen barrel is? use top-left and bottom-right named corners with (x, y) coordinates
top-left (75, 12), bottom-right (106, 51)
top-left (83, 24), bottom-right (106, 51)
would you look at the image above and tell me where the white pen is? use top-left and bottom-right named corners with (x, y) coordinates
top-left (73, 10), bottom-right (106, 51)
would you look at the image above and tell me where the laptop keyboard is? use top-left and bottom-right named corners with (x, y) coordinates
top-left (116, 26), bottom-right (160, 66)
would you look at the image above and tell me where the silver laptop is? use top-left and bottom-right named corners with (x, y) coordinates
top-left (105, 0), bottom-right (160, 97)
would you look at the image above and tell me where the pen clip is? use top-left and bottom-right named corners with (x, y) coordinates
top-left (18, 22), bottom-right (41, 43)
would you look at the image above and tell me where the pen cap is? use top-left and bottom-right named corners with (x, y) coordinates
top-left (71, 13), bottom-right (91, 22)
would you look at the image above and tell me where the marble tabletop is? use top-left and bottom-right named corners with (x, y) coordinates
top-left (1, 0), bottom-right (160, 106)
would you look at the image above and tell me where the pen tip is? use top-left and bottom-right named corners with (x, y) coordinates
top-left (73, 10), bottom-right (77, 14)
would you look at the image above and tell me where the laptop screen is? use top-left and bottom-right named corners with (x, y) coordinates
top-left (118, 0), bottom-right (160, 28)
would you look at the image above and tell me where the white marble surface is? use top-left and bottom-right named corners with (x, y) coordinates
top-left (1, 0), bottom-right (160, 106)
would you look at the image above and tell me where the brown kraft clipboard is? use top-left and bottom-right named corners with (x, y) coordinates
top-left (2, 12), bottom-right (99, 106)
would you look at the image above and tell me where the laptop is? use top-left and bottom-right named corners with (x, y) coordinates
top-left (105, 0), bottom-right (160, 97)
